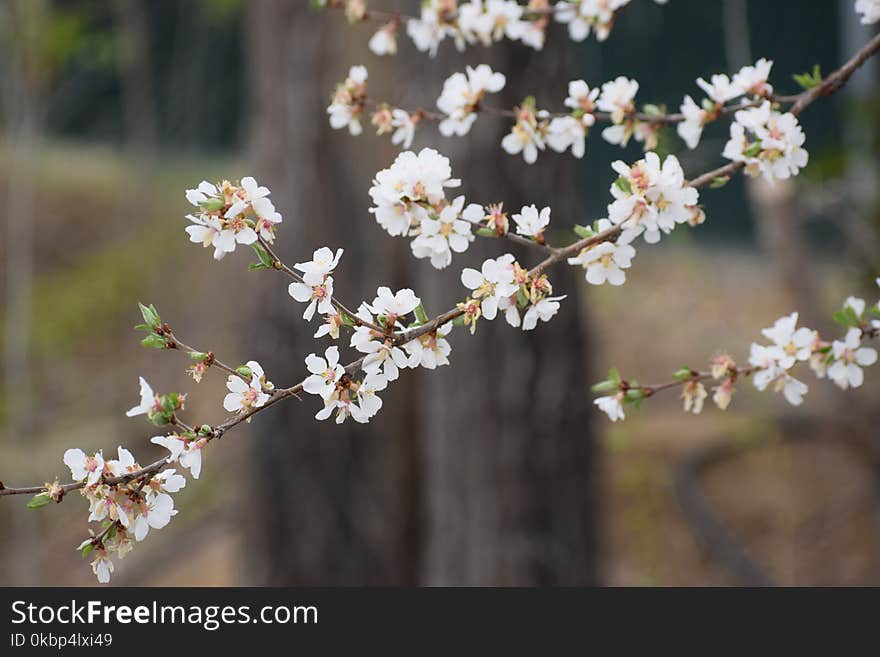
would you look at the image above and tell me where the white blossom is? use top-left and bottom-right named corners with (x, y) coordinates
top-left (125, 377), bottom-right (157, 418)
top-left (437, 65), bottom-right (506, 137)
top-left (391, 109), bottom-right (417, 149)
top-left (732, 58), bottom-right (774, 97)
top-left (460, 253), bottom-right (519, 320)
top-left (512, 204), bottom-right (551, 239)
top-left (607, 153), bottom-right (699, 244)
top-left (403, 323), bottom-right (453, 369)
top-left (723, 101), bottom-right (808, 182)
top-left (594, 394), bottom-right (625, 421)
top-left (410, 196), bottom-right (478, 269)
top-left (328, 65), bottom-right (368, 135)
top-left (855, 0), bottom-right (880, 25)
top-left (294, 247), bottom-right (343, 282)
top-left (369, 22), bottom-right (398, 55)
top-left (223, 361), bottom-right (271, 414)
top-left (289, 276), bottom-right (335, 321)
top-left (369, 286), bottom-right (421, 319)
top-left (760, 312), bottom-right (814, 369)
top-left (597, 76), bottom-right (638, 124)
top-left (522, 295), bottom-right (566, 331)
top-left (303, 346), bottom-right (345, 400)
top-left (133, 493), bottom-right (177, 542)
top-left (63, 449), bottom-right (105, 487)
top-left (568, 221), bottom-right (636, 286)
top-left (555, 0), bottom-right (629, 42)
top-left (501, 104), bottom-right (547, 164)
top-left (828, 327), bottom-right (877, 389)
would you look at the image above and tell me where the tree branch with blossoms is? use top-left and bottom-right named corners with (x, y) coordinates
top-left (2, 1), bottom-right (880, 585)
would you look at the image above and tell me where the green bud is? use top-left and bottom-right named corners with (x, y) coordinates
top-left (414, 303), bottom-right (429, 324)
top-left (614, 176), bottom-right (632, 194)
top-left (709, 176), bottom-right (730, 189)
top-left (673, 367), bottom-right (693, 381)
top-left (476, 228), bottom-right (497, 238)
top-left (591, 380), bottom-right (618, 393)
top-left (141, 333), bottom-right (167, 349)
top-left (573, 224), bottom-right (594, 239)
top-left (235, 365), bottom-right (253, 378)
top-left (743, 142), bottom-right (763, 158)
top-left (137, 302), bottom-right (161, 329)
top-left (198, 197), bottom-right (225, 212)
top-left (27, 493), bottom-right (52, 509)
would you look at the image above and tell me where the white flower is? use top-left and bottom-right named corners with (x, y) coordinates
top-left (91, 549), bottom-right (114, 584)
top-left (369, 148), bottom-right (461, 237)
top-left (294, 247), bottom-right (343, 282)
top-left (483, 0), bottom-right (528, 40)
top-left (223, 360), bottom-right (271, 414)
top-left (844, 296), bottom-right (866, 318)
top-left (403, 323), bottom-right (453, 369)
top-left (460, 254), bottom-right (518, 320)
top-left (568, 221), bottom-right (636, 286)
top-left (410, 196), bottom-right (477, 269)
top-left (105, 446), bottom-right (137, 478)
top-left (501, 105), bottom-right (546, 164)
top-left (855, 0), bottom-right (880, 25)
top-left (225, 176), bottom-right (271, 218)
top-left (179, 439), bottom-right (205, 479)
top-left (594, 394), bottom-right (625, 421)
top-left (362, 339), bottom-right (410, 382)
top-left (608, 153), bottom-right (699, 244)
top-left (760, 312), bottom-right (814, 369)
top-left (125, 377), bottom-right (157, 417)
top-left (677, 95), bottom-right (706, 149)
top-left (303, 346), bottom-right (345, 400)
top-left (682, 381), bottom-right (708, 414)
top-left (133, 492), bottom-right (177, 542)
top-left (828, 327), bottom-right (877, 389)
top-left (437, 65), bottom-right (506, 137)
top-left (314, 310), bottom-right (345, 340)
top-left (749, 343), bottom-right (809, 406)
top-left (522, 295), bottom-right (566, 331)
top-left (546, 115), bottom-right (589, 158)
top-left (732, 58), bottom-right (774, 97)
top-left (63, 448), bottom-right (105, 486)
top-left (369, 286), bottom-right (421, 319)
top-left (722, 101), bottom-right (808, 182)
top-left (555, 0), bottom-right (629, 42)
top-left (327, 65), bottom-right (367, 135)
top-left (288, 276), bottom-right (334, 321)
top-left (390, 109), bottom-right (416, 149)
top-left (597, 76), bottom-right (638, 124)
top-left (150, 434), bottom-right (188, 463)
top-left (407, 5), bottom-right (448, 57)
top-left (512, 204), bottom-right (551, 239)
top-left (565, 79), bottom-right (600, 115)
top-left (696, 74), bottom-right (739, 105)
top-left (369, 22), bottom-right (398, 55)
top-left (776, 373), bottom-right (809, 406)
top-left (356, 371), bottom-right (388, 418)
top-left (316, 398), bottom-right (369, 424)
top-left (152, 469), bottom-right (187, 494)
top-left (185, 180), bottom-right (219, 207)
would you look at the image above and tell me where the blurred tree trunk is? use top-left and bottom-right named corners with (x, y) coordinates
top-left (245, 0), bottom-right (417, 585)
top-left (246, 2), bottom-right (597, 585)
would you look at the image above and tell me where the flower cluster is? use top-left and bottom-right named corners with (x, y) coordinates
top-left (722, 101), bottom-right (809, 182)
top-left (592, 283), bottom-right (880, 422)
top-left (677, 59), bottom-right (773, 149)
top-left (460, 253), bottom-right (565, 332)
top-left (63, 445), bottom-right (185, 583)
top-left (501, 97), bottom-right (549, 163)
top-left (607, 152), bottom-right (701, 245)
top-left (185, 177), bottom-right (282, 260)
top-left (302, 287), bottom-right (453, 423)
top-left (437, 65), bottom-right (506, 136)
top-left (368, 148), bottom-right (485, 269)
top-left (327, 65), bottom-right (368, 135)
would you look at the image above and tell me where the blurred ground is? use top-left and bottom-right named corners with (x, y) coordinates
top-left (1, 142), bottom-right (879, 586)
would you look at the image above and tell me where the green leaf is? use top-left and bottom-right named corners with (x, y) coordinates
top-left (476, 228), bottom-right (497, 238)
top-left (140, 333), bottom-right (167, 349)
top-left (673, 367), bottom-right (693, 381)
top-left (236, 365), bottom-right (253, 378)
top-left (709, 176), bottom-right (730, 189)
top-left (624, 389), bottom-right (646, 403)
top-left (76, 538), bottom-right (95, 558)
top-left (198, 197), bottom-right (225, 212)
top-left (516, 288), bottom-right (529, 309)
top-left (591, 380), bottom-right (617, 393)
top-left (641, 103), bottom-right (664, 117)
top-left (27, 493), bottom-right (52, 509)
top-left (414, 303), bottom-right (429, 324)
top-left (340, 312), bottom-right (357, 327)
top-left (137, 302), bottom-right (160, 329)
top-left (248, 262), bottom-right (270, 271)
top-left (251, 243), bottom-right (273, 267)
top-left (607, 367), bottom-right (622, 385)
top-left (743, 142), bottom-right (763, 158)
top-left (614, 176), bottom-right (632, 195)
top-left (793, 64), bottom-right (822, 91)
top-left (573, 224), bottom-right (594, 239)
top-left (452, 316), bottom-right (466, 327)
top-left (188, 351), bottom-right (208, 361)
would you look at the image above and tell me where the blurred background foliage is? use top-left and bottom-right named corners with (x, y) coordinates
top-left (0, 0), bottom-right (878, 585)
